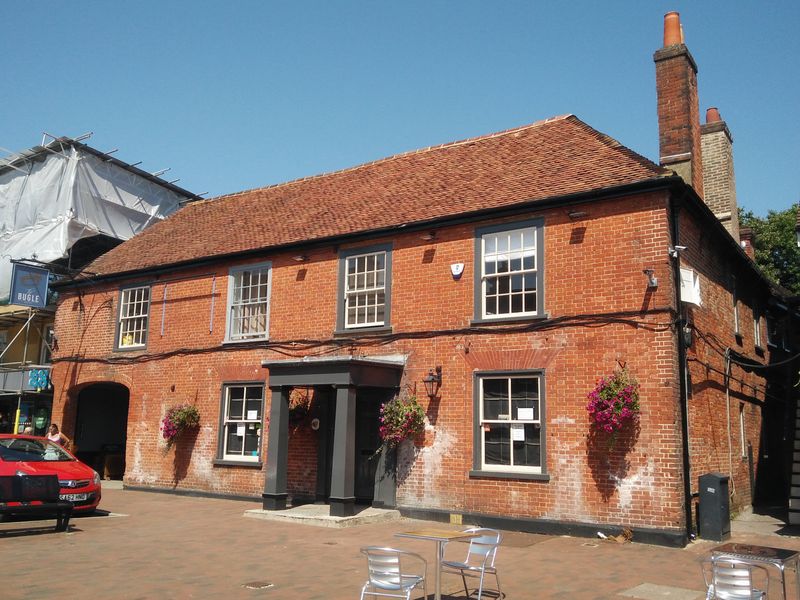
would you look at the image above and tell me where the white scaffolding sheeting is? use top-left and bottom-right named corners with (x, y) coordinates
top-left (0, 142), bottom-right (193, 302)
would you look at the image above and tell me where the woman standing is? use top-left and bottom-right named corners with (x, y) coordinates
top-left (47, 423), bottom-right (70, 448)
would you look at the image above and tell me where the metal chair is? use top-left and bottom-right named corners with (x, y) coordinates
top-left (701, 556), bottom-right (769, 599)
top-left (441, 527), bottom-right (502, 599)
top-left (360, 546), bottom-right (427, 600)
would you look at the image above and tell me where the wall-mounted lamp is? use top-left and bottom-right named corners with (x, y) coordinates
top-left (567, 210), bottom-right (588, 221)
top-left (292, 255), bottom-right (308, 263)
top-left (420, 231), bottom-right (437, 242)
top-left (668, 245), bottom-right (687, 258)
top-left (643, 268), bottom-right (658, 288)
top-left (682, 325), bottom-right (693, 347)
top-left (422, 366), bottom-right (442, 399)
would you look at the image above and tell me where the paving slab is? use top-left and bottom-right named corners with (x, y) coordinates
top-left (1, 487), bottom-right (798, 599)
top-left (244, 504), bottom-right (402, 528)
top-left (619, 583), bottom-right (704, 599)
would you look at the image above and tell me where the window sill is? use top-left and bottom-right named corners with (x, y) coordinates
top-left (469, 470), bottom-right (550, 482)
top-left (222, 337), bottom-right (269, 345)
top-left (333, 325), bottom-right (393, 337)
top-left (113, 346), bottom-right (148, 353)
top-left (470, 314), bottom-right (550, 326)
top-left (213, 459), bottom-right (263, 468)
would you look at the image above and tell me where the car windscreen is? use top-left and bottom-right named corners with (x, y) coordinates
top-left (0, 438), bottom-right (74, 462)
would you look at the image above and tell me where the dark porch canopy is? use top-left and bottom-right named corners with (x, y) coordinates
top-left (260, 355), bottom-right (405, 517)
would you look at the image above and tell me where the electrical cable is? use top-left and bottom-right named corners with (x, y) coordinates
top-left (690, 325), bottom-right (800, 369)
top-left (53, 308), bottom-right (677, 366)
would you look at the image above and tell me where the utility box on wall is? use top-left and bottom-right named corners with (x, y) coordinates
top-left (698, 473), bottom-right (731, 541)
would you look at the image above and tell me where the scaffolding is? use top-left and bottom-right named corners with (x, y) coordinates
top-left (0, 133), bottom-right (199, 434)
top-left (0, 133), bottom-right (200, 303)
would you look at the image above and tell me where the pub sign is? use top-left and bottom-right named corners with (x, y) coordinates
top-left (10, 264), bottom-right (50, 309)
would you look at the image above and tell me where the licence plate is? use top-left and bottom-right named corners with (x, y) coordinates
top-left (60, 493), bottom-right (88, 502)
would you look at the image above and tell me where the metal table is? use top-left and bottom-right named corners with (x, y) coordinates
top-left (711, 543), bottom-right (800, 600)
top-left (395, 527), bottom-right (478, 600)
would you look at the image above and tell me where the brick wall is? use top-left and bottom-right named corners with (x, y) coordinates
top-left (50, 188), bottom-right (771, 535)
top-left (673, 206), bottom-right (770, 514)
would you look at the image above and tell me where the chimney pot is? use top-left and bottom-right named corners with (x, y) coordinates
top-left (706, 107), bottom-right (722, 123)
top-left (664, 12), bottom-right (682, 46)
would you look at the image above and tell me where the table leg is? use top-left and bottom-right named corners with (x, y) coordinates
top-left (779, 563), bottom-right (787, 600)
top-left (794, 556), bottom-right (800, 596)
top-left (434, 540), bottom-right (444, 600)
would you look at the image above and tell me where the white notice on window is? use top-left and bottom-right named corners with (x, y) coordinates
top-left (517, 408), bottom-right (534, 420)
top-left (511, 424), bottom-right (525, 441)
top-left (237, 424), bottom-right (245, 437)
top-left (247, 410), bottom-right (258, 420)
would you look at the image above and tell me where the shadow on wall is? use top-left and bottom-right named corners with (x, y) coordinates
top-left (395, 441), bottom-right (418, 488)
top-left (172, 428), bottom-right (199, 486)
top-left (585, 420), bottom-right (641, 502)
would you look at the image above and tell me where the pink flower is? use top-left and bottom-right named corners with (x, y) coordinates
top-left (586, 367), bottom-right (639, 433)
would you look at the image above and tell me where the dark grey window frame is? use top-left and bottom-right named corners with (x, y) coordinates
top-left (214, 380), bottom-right (266, 466)
top-left (753, 300), bottom-right (763, 351)
top-left (224, 261), bottom-right (272, 343)
top-left (335, 242), bottom-right (393, 334)
top-left (113, 283), bottom-right (152, 352)
top-left (469, 369), bottom-right (549, 481)
top-left (472, 218), bottom-right (545, 324)
top-left (766, 314), bottom-right (778, 348)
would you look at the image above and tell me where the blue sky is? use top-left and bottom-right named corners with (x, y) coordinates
top-left (2, 1), bottom-right (798, 216)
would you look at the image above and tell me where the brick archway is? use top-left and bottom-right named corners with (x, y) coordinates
top-left (72, 382), bottom-right (130, 480)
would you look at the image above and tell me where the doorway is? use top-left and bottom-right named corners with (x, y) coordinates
top-left (355, 389), bottom-right (384, 501)
top-left (261, 354), bottom-right (404, 515)
top-left (314, 387), bottom-right (388, 504)
top-left (74, 383), bottom-right (129, 480)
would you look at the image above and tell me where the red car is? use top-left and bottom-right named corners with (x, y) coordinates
top-left (0, 434), bottom-right (102, 513)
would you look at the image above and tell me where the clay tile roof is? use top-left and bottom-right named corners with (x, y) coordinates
top-left (88, 114), bottom-right (670, 276)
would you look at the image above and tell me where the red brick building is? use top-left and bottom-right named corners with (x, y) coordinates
top-left (49, 13), bottom-right (798, 546)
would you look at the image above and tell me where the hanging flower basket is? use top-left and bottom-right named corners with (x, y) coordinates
top-left (378, 394), bottom-right (425, 449)
top-left (161, 404), bottom-right (200, 447)
top-left (586, 366), bottom-right (640, 434)
top-left (288, 388), bottom-right (313, 428)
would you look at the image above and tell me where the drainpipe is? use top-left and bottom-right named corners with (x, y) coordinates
top-left (723, 349), bottom-right (735, 497)
top-left (669, 193), bottom-right (694, 540)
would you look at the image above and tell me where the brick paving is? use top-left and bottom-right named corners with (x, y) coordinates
top-left (2, 486), bottom-right (798, 599)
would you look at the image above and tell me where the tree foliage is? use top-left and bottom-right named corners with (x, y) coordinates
top-left (739, 203), bottom-right (800, 294)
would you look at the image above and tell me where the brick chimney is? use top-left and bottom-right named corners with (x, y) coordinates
top-left (654, 12), bottom-right (704, 198)
top-left (701, 107), bottom-right (740, 240)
